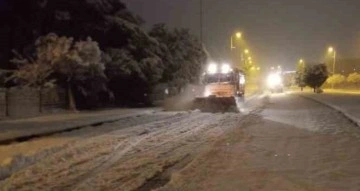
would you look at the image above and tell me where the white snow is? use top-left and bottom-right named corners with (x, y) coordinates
top-left (263, 93), bottom-right (360, 134)
top-left (0, 110), bottom-right (244, 190)
top-left (300, 92), bottom-right (360, 127)
top-left (3, 93), bottom-right (360, 190)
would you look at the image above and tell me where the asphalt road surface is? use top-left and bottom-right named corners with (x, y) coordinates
top-left (1, 93), bottom-right (360, 191)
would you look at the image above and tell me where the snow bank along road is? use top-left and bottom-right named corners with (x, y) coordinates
top-left (1, 93), bottom-right (360, 190)
top-left (299, 92), bottom-right (360, 127)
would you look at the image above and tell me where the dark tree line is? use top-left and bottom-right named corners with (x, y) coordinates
top-left (0, 0), bottom-right (207, 109)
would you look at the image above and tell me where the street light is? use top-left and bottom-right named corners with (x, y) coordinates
top-left (244, 49), bottom-right (249, 54)
top-left (230, 32), bottom-right (247, 69)
top-left (328, 46), bottom-right (336, 75)
top-left (230, 32), bottom-right (242, 50)
top-left (299, 59), bottom-right (304, 64)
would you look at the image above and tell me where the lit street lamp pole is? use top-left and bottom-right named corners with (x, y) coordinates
top-left (328, 47), bottom-right (337, 89)
top-left (243, 49), bottom-right (250, 69)
top-left (230, 32), bottom-right (242, 50)
top-left (328, 47), bottom-right (336, 75)
top-left (298, 59), bottom-right (305, 91)
top-left (229, 33), bottom-right (254, 72)
top-left (230, 32), bottom-right (243, 68)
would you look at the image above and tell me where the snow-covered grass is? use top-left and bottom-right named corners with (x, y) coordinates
top-left (323, 88), bottom-right (360, 95)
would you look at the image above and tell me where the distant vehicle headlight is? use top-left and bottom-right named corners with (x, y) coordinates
top-left (267, 73), bottom-right (282, 88)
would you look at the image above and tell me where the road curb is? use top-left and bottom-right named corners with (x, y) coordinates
top-left (0, 110), bottom-right (157, 145)
top-left (0, 117), bottom-right (123, 145)
top-left (297, 94), bottom-right (360, 127)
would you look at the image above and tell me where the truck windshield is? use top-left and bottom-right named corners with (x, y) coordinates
top-left (205, 73), bottom-right (233, 84)
top-left (219, 74), bottom-right (232, 83)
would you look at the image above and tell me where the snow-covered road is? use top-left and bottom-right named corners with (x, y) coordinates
top-left (1, 93), bottom-right (360, 191)
top-left (158, 93), bottom-right (360, 191)
top-left (0, 109), bottom-right (246, 190)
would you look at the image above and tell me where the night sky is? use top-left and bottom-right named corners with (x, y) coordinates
top-left (125, 0), bottom-right (360, 70)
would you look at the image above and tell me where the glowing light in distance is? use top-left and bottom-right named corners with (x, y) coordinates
top-left (267, 73), bottom-right (282, 88)
top-left (235, 32), bottom-right (242, 39)
top-left (240, 75), bottom-right (246, 85)
top-left (207, 63), bottom-right (217, 74)
top-left (221, 64), bottom-right (231, 74)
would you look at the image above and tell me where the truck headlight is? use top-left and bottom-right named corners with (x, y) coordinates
top-left (207, 63), bottom-right (217, 74)
top-left (221, 64), bottom-right (231, 74)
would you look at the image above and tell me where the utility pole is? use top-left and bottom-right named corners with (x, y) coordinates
top-left (200, 0), bottom-right (203, 44)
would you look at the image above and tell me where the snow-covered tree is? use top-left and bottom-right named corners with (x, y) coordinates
top-left (347, 72), bottom-right (360, 87)
top-left (0, 0), bottom-right (130, 69)
top-left (1, 0), bottom-right (206, 106)
top-left (0, 71), bottom-right (6, 87)
top-left (149, 24), bottom-right (207, 92)
top-left (304, 64), bottom-right (328, 92)
top-left (7, 62), bottom-right (54, 88)
top-left (102, 19), bottom-right (165, 105)
top-left (326, 74), bottom-right (345, 88)
top-left (10, 33), bottom-right (106, 111)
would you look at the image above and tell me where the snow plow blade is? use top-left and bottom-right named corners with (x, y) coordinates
top-left (192, 97), bottom-right (239, 113)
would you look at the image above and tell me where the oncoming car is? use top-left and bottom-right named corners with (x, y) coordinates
top-left (267, 72), bottom-right (284, 93)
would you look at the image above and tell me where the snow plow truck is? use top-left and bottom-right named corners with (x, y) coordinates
top-left (192, 63), bottom-right (245, 112)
